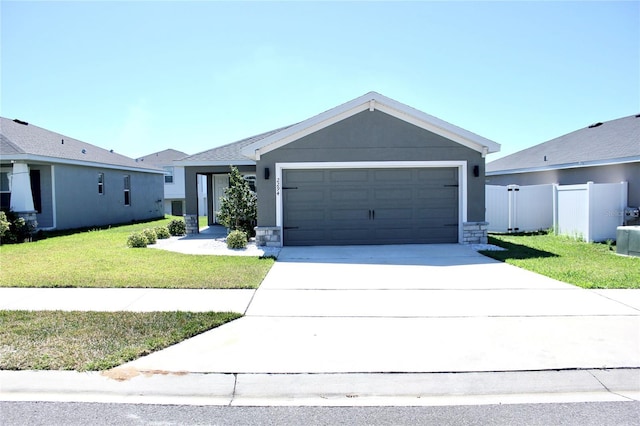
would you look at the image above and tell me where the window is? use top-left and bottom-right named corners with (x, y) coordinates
top-left (163, 167), bottom-right (174, 184)
top-left (98, 173), bottom-right (104, 194)
top-left (244, 175), bottom-right (256, 192)
top-left (0, 171), bottom-right (10, 210)
top-left (123, 175), bottom-right (130, 206)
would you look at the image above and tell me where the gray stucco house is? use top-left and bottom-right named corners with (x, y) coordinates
top-left (0, 117), bottom-right (164, 230)
top-left (486, 114), bottom-right (640, 209)
top-left (179, 92), bottom-right (500, 246)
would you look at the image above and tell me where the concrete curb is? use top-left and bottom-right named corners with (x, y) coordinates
top-left (1, 369), bottom-right (638, 407)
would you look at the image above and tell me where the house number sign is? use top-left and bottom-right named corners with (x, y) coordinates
top-left (276, 177), bottom-right (280, 196)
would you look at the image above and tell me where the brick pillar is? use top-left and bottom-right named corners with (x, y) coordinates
top-left (463, 221), bottom-right (488, 244)
top-left (255, 226), bottom-right (282, 247)
top-left (184, 214), bottom-right (199, 235)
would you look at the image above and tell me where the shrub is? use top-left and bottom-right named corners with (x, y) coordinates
top-left (155, 226), bottom-right (171, 239)
top-left (142, 228), bottom-right (157, 245)
top-left (127, 232), bottom-right (148, 248)
top-left (0, 211), bottom-right (9, 237)
top-left (167, 219), bottom-right (186, 236)
top-left (0, 211), bottom-right (38, 244)
top-left (226, 230), bottom-right (248, 249)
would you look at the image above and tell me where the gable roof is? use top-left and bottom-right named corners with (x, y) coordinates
top-left (241, 91), bottom-right (501, 160)
top-left (487, 114), bottom-right (640, 175)
top-left (176, 125), bottom-right (295, 166)
top-left (0, 117), bottom-right (162, 173)
top-left (136, 149), bottom-right (189, 167)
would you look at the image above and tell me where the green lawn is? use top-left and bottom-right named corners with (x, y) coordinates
top-left (0, 310), bottom-right (241, 371)
top-left (0, 217), bottom-right (274, 288)
top-left (481, 233), bottom-right (640, 289)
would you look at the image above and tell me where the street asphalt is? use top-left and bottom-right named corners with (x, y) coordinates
top-left (1, 236), bottom-right (638, 406)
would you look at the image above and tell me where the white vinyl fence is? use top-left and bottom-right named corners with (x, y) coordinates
top-left (486, 184), bottom-right (554, 233)
top-left (555, 182), bottom-right (628, 242)
top-left (486, 181), bottom-right (628, 242)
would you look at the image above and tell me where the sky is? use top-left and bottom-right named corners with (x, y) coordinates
top-left (1, 1), bottom-right (638, 161)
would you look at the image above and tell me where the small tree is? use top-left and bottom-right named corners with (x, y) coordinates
top-left (217, 166), bottom-right (257, 236)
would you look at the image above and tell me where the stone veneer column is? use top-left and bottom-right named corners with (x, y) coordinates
top-left (255, 226), bottom-right (282, 247)
top-left (463, 222), bottom-right (489, 244)
top-left (184, 214), bottom-right (199, 235)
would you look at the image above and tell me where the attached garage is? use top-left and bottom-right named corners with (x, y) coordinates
top-left (282, 166), bottom-right (459, 245)
top-left (182, 91), bottom-right (500, 246)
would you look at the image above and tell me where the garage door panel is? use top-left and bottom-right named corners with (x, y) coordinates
top-left (286, 170), bottom-right (325, 184)
top-left (286, 209), bottom-right (325, 222)
top-left (330, 188), bottom-right (369, 202)
top-left (331, 228), bottom-right (371, 241)
top-left (329, 170), bottom-right (369, 182)
top-left (374, 188), bottom-right (413, 202)
top-left (373, 169), bottom-right (413, 182)
top-left (331, 208), bottom-right (370, 221)
top-left (285, 189), bottom-right (326, 204)
top-left (416, 187), bottom-right (457, 200)
top-left (283, 168), bottom-right (459, 246)
top-left (418, 168), bottom-right (457, 181)
top-left (372, 208), bottom-right (413, 220)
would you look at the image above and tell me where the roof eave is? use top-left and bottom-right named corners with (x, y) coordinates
top-left (0, 153), bottom-right (165, 174)
top-left (176, 160), bottom-right (256, 167)
top-left (241, 92), bottom-right (501, 160)
top-left (486, 156), bottom-right (640, 176)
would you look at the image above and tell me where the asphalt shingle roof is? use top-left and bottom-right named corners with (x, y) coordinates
top-left (0, 117), bottom-right (160, 171)
top-left (487, 114), bottom-right (640, 173)
top-left (136, 149), bottom-right (189, 167)
top-left (177, 125), bottom-right (296, 163)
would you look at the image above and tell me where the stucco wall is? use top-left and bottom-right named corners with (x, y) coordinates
top-left (54, 164), bottom-right (163, 230)
top-left (183, 165), bottom-right (255, 218)
top-left (164, 165), bottom-right (186, 200)
top-left (485, 162), bottom-right (640, 207)
top-left (256, 110), bottom-right (486, 226)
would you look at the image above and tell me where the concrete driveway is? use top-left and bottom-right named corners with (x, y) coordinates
top-left (123, 244), bottom-right (640, 375)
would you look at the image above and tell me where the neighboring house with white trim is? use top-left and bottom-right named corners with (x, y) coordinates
top-left (136, 149), bottom-right (208, 217)
top-left (0, 117), bottom-right (164, 230)
top-left (486, 114), bottom-right (640, 209)
top-left (178, 92), bottom-right (501, 246)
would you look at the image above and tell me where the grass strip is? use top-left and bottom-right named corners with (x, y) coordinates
top-left (0, 310), bottom-right (241, 371)
top-left (481, 233), bottom-right (640, 289)
top-left (0, 217), bottom-right (274, 288)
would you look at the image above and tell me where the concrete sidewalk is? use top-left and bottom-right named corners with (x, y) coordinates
top-left (2, 244), bottom-right (639, 406)
top-left (0, 288), bottom-right (255, 313)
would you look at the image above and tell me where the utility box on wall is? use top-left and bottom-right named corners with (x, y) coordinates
top-left (616, 226), bottom-right (640, 257)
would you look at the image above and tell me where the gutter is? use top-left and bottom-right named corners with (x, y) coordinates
top-left (487, 156), bottom-right (640, 176)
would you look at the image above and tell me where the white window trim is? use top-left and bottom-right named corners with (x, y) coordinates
top-left (98, 172), bottom-right (105, 195)
top-left (124, 174), bottom-right (131, 206)
top-left (274, 161), bottom-right (467, 243)
top-left (163, 166), bottom-right (174, 184)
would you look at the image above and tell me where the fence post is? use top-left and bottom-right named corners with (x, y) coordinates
top-left (552, 183), bottom-right (558, 235)
top-left (586, 181), bottom-right (594, 242)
